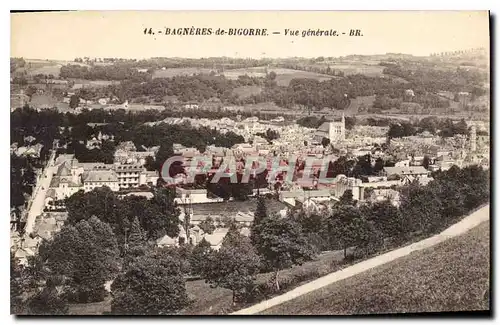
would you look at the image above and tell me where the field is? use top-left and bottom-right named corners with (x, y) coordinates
top-left (224, 67), bottom-right (335, 86)
top-left (69, 79), bottom-right (119, 88)
top-left (152, 67), bottom-right (215, 79)
top-left (29, 94), bottom-right (59, 107)
top-left (232, 85), bottom-right (263, 98)
top-left (261, 221), bottom-right (490, 315)
top-left (345, 95), bottom-right (376, 114)
top-left (324, 63), bottom-right (385, 77)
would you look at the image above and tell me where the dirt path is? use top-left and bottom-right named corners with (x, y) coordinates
top-left (231, 204), bottom-right (490, 315)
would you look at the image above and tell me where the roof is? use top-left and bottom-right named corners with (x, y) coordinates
top-left (78, 162), bottom-right (113, 171)
top-left (157, 234), bottom-right (177, 246)
top-left (57, 163), bottom-right (72, 177)
top-left (317, 122), bottom-right (330, 132)
top-left (114, 164), bottom-right (144, 172)
top-left (202, 230), bottom-right (227, 247)
top-left (46, 188), bottom-right (56, 199)
top-left (55, 154), bottom-right (76, 166)
top-left (122, 192), bottom-right (154, 199)
top-left (383, 166), bottom-right (428, 175)
top-left (83, 170), bottom-right (119, 183)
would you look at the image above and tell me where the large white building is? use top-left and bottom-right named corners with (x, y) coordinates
top-left (83, 170), bottom-right (120, 192)
top-left (314, 114), bottom-right (346, 144)
top-left (46, 154), bottom-right (158, 207)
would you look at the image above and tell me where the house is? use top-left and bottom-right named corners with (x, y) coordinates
top-left (14, 246), bottom-right (35, 266)
top-left (175, 188), bottom-right (223, 205)
top-left (184, 103), bottom-right (199, 109)
top-left (382, 166), bottom-right (429, 178)
top-left (82, 170), bottom-right (120, 192)
top-left (48, 161), bottom-right (84, 201)
top-left (113, 164), bottom-right (146, 189)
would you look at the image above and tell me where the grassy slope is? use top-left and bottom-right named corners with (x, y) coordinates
top-left (179, 250), bottom-right (348, 315)
top-left (261, 221), bottom-right (490, 315)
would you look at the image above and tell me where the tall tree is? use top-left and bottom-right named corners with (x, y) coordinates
top-left (327, 205), bottom-right (380, 258)
top-left (201, 227), bottom-right (261, 305)
top-left (189, 238), bottom-right (214, 276)
top-left (361, 200), bottom-right (403, 244)
top-left (250, 196), bottom-right (268, 246)
top-left (252, 214), bottom-right (315, 290)
top-left (127, 216), bottom-right (145, 249)
top-left (111, 253), bottom-right (189, 315)
top-left (69, 95), bottom-right (80, 109)
top-left (40, 218), bottom-right (119, 303)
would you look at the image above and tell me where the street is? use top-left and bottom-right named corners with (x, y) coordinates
top-left (24, 150), bottom-right (56, 235)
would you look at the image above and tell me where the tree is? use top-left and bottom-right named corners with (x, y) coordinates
top-left (201, 227), bottom-right (261, 305)
top-left (339, 189), bottom-right (354, 205)
top-left (127, 216), bottom-right (145, 248)
top-left (321, 137), bottom-right (330, 148)
top-left (373, 158), bottom-right (385, 174)
top-left (399, 182), bottom-right (443, 235)
top-left (26, 283), bottom-right (68, 315)
top-left (250, 196), bottom-right (268, 246)
top-left (198, 216), bottom-right (216, 235)
top-left (149, 188), bottom-right (181, 240)
top-left (252, 215), bottom-right (315, 291)
top-left (327, 205), bottom-right (380, 258)
top-left (111, 254), bottom-right (189, 315)
top-left (189, 238), bottom-right (214, 276)
top-left (361, 200), bottom-right (404, 243)
top-left (10, 253), bottom-right (25, 315)
top-left (353, 154), bottom-right (373, 177)
top-left (69, 94), bottom-right (80, 109)
top-left (40, 217), bottom-right (120, 303)
top-left (422, 155), bottom-right (431, 170)
top-left (144, 155), bottom-right (156, 171)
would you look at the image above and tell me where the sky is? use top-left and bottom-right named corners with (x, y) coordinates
top-left (11, 11), bottom-right (490, 60)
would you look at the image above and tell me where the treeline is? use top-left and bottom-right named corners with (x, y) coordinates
top-left (296, 115), bottom-right (356, 130)
top-left (10, 155), bottom-right (37, 214)
top-left (295, 165), bottom-right (489, 258)
top-left (276, 63), bottom-right (346, 77)
top-left (382, 64), bottom-right (487, 94)
top-left (71, 57), bottom-right (274, 71)
top-left (387, 117), bottom-right (469, 138)
top-left (60, 64), bottom-right (151, 82)
top-left (260, 75), bottom-right (400, 110)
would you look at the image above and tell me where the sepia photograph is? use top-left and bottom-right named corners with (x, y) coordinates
top-left (9, 10), bottom-right (491, 316)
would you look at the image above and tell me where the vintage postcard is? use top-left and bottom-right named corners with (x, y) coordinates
top-left (10, 11), bottom-right (490, 316)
